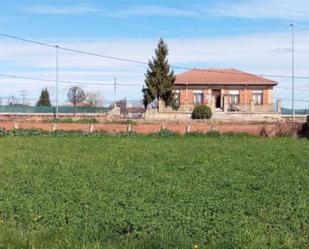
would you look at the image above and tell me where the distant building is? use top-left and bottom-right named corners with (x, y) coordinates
top-left (174, 68), bottom-right (278, 112)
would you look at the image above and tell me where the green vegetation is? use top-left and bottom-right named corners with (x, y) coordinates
top-left (0, 135), bottom-right (308, 249)
top-left (46, 118), bottom-right (99, 124)
top-left (192, 105), bottom-right (213, 119)
top-left (106, 119), bottom-right (137, 125)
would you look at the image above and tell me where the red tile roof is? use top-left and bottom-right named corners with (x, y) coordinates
top-left (175, 68), bottom-right (278, 85)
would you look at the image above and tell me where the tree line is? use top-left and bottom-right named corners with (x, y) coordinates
top-left (36, 87), bottom-right (103, 107)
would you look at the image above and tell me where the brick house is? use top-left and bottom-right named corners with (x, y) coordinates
top-left (174, 68), bottom-right (278, 112)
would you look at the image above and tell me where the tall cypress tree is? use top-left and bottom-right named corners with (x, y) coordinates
top-left (142, 38), bottom-right (175, 108)
top-left (36, 88), bottom-right (51, 107)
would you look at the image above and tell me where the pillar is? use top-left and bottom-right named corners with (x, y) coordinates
top-left (223, 96), bottom-right (228, 112)
top-left (277, 100), bottom-right (282, 113)
top-left (211, 95), bottom-right (216, 113)
top-left (250, 100), bottom-right (255, 112)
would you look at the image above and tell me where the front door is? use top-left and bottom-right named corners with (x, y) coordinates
top-left (212, 90), bottom-right (221, 108)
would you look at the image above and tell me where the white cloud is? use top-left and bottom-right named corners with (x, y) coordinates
top-left (24, 4), bottom-right (199, 18)
top-left (111, 5), bottom-right (200, 18)
top-left (0, 32), bottom-right (309, 107)
top-left (25, 5), bottom-right (101, 15)
top-left (212, 0), bottom-right (309, 21)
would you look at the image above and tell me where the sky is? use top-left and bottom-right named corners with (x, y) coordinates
top-left (0, 0), bottom-right (309, 108)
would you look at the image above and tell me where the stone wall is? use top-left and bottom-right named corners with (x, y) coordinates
top-left (145, 108), bottom-right (286, 122)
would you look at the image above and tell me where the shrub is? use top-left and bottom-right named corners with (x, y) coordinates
top-left (77, 118), bottom-right (99, 124)
top-left (152, 129), bottom-right (179, 137)
top-left (0, 128), bottom-right (5, 136)
top-left (191, 105), bottom-right (212, 119)
top-left (47, 118), bottom-right (98, 124)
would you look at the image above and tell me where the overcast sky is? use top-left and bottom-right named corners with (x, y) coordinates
top-left (0, 0), bottom-right (309, 108)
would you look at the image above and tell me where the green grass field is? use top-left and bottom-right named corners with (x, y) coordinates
top-left (0, 135), bottom-right (308, 249)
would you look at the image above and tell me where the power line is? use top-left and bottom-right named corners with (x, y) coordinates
top-left (0, 73), bottom-right (143, 87)
top-left (1, 32), bottom-right (309, 80)
top-left (276, 86), bottom-right (309, 92)
top-left (2, 73), bottom-right (309, 94)
top-left (0, 32), bottom-right (148, 65)
top-left (2, 73), bottom-right (309, 92)
top-left (0, 96), bottom-right (142, 103)
top-left (274, 97), bottom-right (309, 103)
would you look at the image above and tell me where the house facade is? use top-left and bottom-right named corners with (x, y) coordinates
top-left (174, 69), bottom-right (278, 112)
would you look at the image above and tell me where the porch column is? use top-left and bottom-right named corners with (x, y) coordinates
top-left (185, 83), bottom-right (188, 111)
top-left (244, 84), bottom-right (247, 112)
top-left (223, 95), bottom-right (228, 112)
top-left (211, 95), bottom-right (216, 113)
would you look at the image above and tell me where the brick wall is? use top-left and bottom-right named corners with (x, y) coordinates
top-left (263, 89), bottom-right (269, 104)
top-left (179, 89), bottom-right (186, 104)
top-left (0, 121), bottom-right (303, 137)
top-left (239, 89), bottom-right (245, 105)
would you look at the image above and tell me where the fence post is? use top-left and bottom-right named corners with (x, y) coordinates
top-left (211, 120), bottom-right (215, 132)
top-left (89, 124), bottom-right (95, 133)
top-left (186, 122), bottom-right (191, 133)
top-left (160, 122), bottom-right (166, 131)
top-left (52, 123), bottom-right (57, 132)
top-left (13, 121), bottom-right (18, 130)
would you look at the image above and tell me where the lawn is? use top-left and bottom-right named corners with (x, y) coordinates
top-left (0, 135), bottom-right (308, 249)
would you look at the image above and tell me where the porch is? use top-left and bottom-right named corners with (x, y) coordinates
top-left (174, 86), bottom-right (280, 113)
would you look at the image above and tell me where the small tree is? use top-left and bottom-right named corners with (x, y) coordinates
top-left (84, 91), bottom-right (104, 107)
top-left (67, 86), bottom-right (85, 107)
top-left (36, 88), bottom-right (51, 107)
top-left (142, 38), bottom-right (176, 108)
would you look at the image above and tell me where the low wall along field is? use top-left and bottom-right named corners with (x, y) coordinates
top-left (0, 121), bottom-right (304, 137)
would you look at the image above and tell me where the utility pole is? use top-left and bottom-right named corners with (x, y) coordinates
top-left (114, 77), bottom-right (117, 108)
top-left (55, 45), bottom-right (59, 118)
top-left (19, 90), bottom-right (28, 106)
top-left (290, 23), bottom-right (295, 123)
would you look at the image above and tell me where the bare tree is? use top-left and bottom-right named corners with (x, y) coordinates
top-left (84, 91), bottom-right (104, 107)
top-left (116, 98), bottom-right (127, 115)
top-left (67, 87), bottom-right (86, 107)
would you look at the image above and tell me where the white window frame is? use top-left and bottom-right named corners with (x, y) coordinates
top-left (253, 90), bottom-right (263, 105)
top-left (229, 90), bottom-right (240, 105)
top-left (174, 90), bottom-right (180, 105)
top-left (193, 90), bottom-right (203, 105)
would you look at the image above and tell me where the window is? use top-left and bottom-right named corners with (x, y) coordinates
top-left (229, 90), bottom-right (240, 105)
top-left (253, 90), bottom-right (263, 105)
top-left (174, 90), bottom-right (180, 106)
top-left (193, 90), bottom-right (203, 105)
